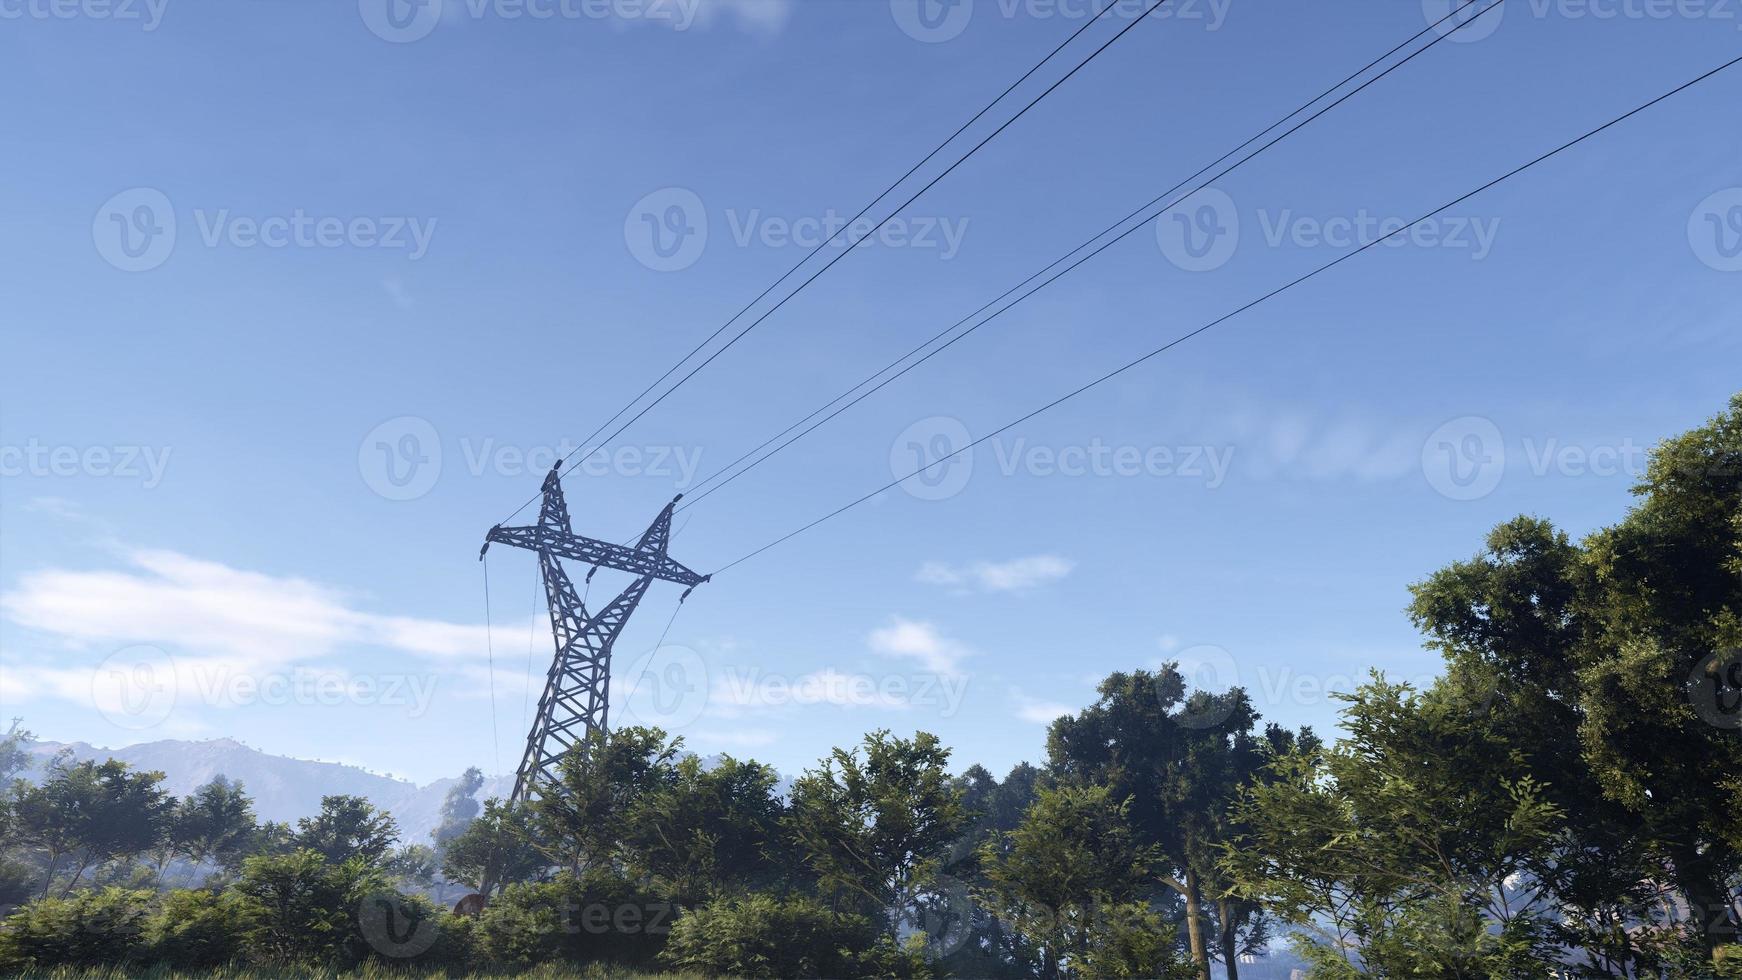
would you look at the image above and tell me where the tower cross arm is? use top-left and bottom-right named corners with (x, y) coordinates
top-left (482, 524), bottom-right (707, 588)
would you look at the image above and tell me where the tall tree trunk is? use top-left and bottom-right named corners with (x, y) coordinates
top-left (1183, 867), bottom-right (1211, 980)
top-left (1217, 896), bottom-right (1241, 980)
top-left (38, 851), bottom-right (61, 899)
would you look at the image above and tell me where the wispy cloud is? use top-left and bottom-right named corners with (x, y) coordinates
top-left (694, 0), bottom-right (794, 33)
top-left (1012, 690), bottom-right (1075, 725)
top-left (916, 555), bottom-right (1074, 594)
top-left (867, 617), bottom-right (970, 676)
top-left (0, 549), bottom-right (518, 712)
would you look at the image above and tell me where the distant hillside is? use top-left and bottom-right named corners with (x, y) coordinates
top-left (23, 738), bottom-right (513, 845)
top-left (21, 738), bottom-right (785, 845)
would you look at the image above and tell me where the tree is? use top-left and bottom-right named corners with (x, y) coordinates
top-left (170, 775), bottom-right (256, 882)
top-left (292, 795), bottom-right (399, 866)
top-left (977, 784), bottom-right (1187, 980)
top-left (432, 766), bottom-right (484, 849)
top-left (623, 753), bottom-right (789, 906)
top-left (787, 729), bottom-right (966, 937)
top-left (441, 798), bottom-right (546, 892)
top-left (10, 758), bottom-right (173, 896)
top-left (1224, 676), bottom-right (1566, 977)
top-left (1047, 667), bottom-right (1273, 979)
top-left (527, 726), bottom-right (680, 873)
top-left (0, 721), bottom-right (35, 783)
top-left (1408, 394), bottom-right (1742, 962)
top-left (386, 843), bottom-right (438, 890)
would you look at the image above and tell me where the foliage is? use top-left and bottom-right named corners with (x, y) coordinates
top-left (291, 795), bottom-right (400, 867)
top-left (787, 729), bottom-right (966, 934)
top-left (442, 798), bottom-right (546, 892)
top-left (528, 727), bottom-right (681, 874)
top-left (660, 892), bottom-right (927, 979)
top-left (622, 753), bottom-right (790, 907)
top-left (0, 887), bottom-right (154, 973)
top-left (976, 785), bottom-right (1163, 980)
top-left (232, 849), bottom-right (385, 966)
top-left (470, 869), bottom-right (670, 972)
top-left (144, 887), bottom-right (248, 970)
top-left (10, 759), bottom-right (174, 898)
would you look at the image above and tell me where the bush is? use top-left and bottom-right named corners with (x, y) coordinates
top-left (233, 848), bottom-right (385, 968)
top-left (662, 892), bottom-right (927, 979)
top-left (145, 887), bottom-right (247, 970)
top-left (354, 888), bottom-right (475, 971)
top-left (0, 887), bottom-right (155, 973)
top-left (472, 869), bottom-right (672, 972)
top-left (1076, 902), bottom-right (1195, 979)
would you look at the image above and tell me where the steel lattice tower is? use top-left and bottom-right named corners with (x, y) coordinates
top-left (481, 465), bottom-right (707, 802)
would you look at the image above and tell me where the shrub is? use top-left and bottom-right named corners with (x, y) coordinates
top-left (233, 849), bottom-right (385, 967)
top-left (0, 887), bottom-right (154, 973)
top-left (662, 892), bottom-right (927, 979)
top-left (472, 869), bottom-right (672, 972)
top-left (145, 887), bottom-right (248, 970)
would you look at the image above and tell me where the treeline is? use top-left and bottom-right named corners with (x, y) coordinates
top-left (0, 394), bottom-right (1738, 979)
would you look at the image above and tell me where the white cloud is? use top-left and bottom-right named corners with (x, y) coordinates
top-left (1012, 690), bottom-right (1075, 725)
top-left (688, 0), bottom-right (793, 32)
top-left (867, 618), bottom-right (970, 676)
top-left (0, 549), bottom-right (523, 714)
top-left (916, 555), bottom-right (1074, 594)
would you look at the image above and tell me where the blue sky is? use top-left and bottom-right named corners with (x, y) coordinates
top-left (2, 0), bottom-right (1738, 785)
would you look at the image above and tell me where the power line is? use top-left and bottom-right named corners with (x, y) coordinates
top-left (497, 0), bottom-right (1173, 527)
top-left (676, 0), bottom-right (1494, 511)
top-left (709, 53), bottom-right (1742, 577)
top-left (481, 556), bottom-right (501, 774)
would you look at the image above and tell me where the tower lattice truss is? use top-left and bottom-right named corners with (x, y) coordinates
top-left (481, 467), bottom-right (706, 802)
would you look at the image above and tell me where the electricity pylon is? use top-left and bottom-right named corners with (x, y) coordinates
top-left (481, 464), bottom-right (707, 803)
